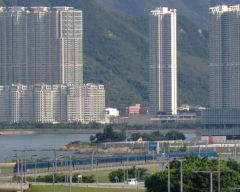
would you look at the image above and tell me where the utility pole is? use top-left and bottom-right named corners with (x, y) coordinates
top-left (210, 172), bottom-right (213, 192)
top-left (91, 151), bottom-right (94, 170)
top-left (53, 150), bottom-right (57, 192)
top-left (159, 156), bottom-right (172, 192)
top-left (123, 156), bottom-right (125, 182)
top-left (69, 155), bottom-right (72, 192)
top-left (127, 149), bottom-right (129, 180)
top-left (192, 171), bottom-right (214, 192)
top-left (52, 162), bottom-right (55, 192)
top-left (24, 150), bottom-right (26, 182)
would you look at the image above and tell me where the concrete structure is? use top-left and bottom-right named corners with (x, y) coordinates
top-left (0, 84), bottom-right (105, 123)
top-left (105, 108), bottom-right (120, 117)
top-left (202, 109), bottom-right (240, 139)
top-left (125, 104), bottom-right (141, 115)
top-left (0, 183), bottom-right (29, 192)
top-left (202, 5), bottom-right (240, 138)
top-left (105, 108), bottom-right (120, 123)
top-left (149, 7), bottom-right (177, 115)
top-left (0, 6), bottom-right (83, 86)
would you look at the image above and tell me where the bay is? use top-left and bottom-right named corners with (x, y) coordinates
top-left (0, 134), bottom-right (92, 162)
top-left (0, 132), bottom-right (196, 162)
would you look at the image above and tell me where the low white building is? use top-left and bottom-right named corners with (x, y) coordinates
top-left (105, 108), bottom-right (120, 124)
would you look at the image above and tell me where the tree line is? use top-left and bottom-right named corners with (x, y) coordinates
top-left (0, 121), bottom-right (200, 130)
top-left (131, 131), bottom-right (185, 141)
top-left (90, 125), bottom-right (186, 143)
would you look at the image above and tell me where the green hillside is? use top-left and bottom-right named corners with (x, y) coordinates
top-left (97, 0), bottom-right (240, 29)
top-left (0, 0), bottom-right (209, 107)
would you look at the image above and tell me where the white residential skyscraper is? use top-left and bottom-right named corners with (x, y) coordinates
top-left (0, 6), bottom-right (83, 85)
top-left (201, 5), bottom-right (240, 138)
top-left (149, 7), bottom-right (177, 115)
top-left (209, 5), bottom-right (240, 109)
top-left (0, 6), bottom-right (106, 123)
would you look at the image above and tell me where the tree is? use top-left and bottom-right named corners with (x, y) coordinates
top-left (91, 124), bottom-right (126, 143)
top-left (165, 131), bottom-right (185, 140)
top-left (145, 156), bottom-right (240, 192)
top-left (109, 169), bottom-right (124, 182)
top-left (109, 167), bottom-right (147, 182)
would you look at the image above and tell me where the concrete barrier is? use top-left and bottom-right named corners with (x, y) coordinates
top-left (0, 163), bottom-right (15, 167)
top-left (0, 183), bottom-right (29, 192)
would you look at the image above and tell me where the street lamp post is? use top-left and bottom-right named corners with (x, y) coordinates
top-left (159, 157), bottom-right (172, 192)
top-left (31, 154), bottom-right (37, 182)
top-left (218, 157), bottom-right (220, 192)
top-left (13, 154), bottom-right (19, 176)
top-left (24, 150), bottom-right (26, 182)
top-left (168, 160), bottom-right (170, 192)
top-left (179, 159), bottom-right (186, 192)
top-left (193, 169), bottom-right (231, 192)
top-left (20, 158), bottom-right (23, 192)
top-left (15, 148), bottom-right (36, 183)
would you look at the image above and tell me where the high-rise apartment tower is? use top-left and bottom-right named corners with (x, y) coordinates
top-left (0, 6), bottom-right (83, 85)
top-left (209, 5), bottom-right (240, 109)
top-left (202, 5), bottom-right (240, 138)
top-left (149, 7), bottom-right (177, 115)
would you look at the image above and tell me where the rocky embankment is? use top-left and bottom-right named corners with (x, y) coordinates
top-left (59, 141), bottom-right (143, 155)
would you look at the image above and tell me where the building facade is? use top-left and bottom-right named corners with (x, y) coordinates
top-left (0, 6), bottom-right (106, 123)
top-left (149, 7), bottom-right (177, 115)
top-left (202, 5), bottom-right (240, 138)
top-left (209, 5), bottom-right (240, 109)
top-left (0, 6), bottom-right (83, 86)
top-left (0, 84), bottom-right (105, 123)
top-left (125, 104), bottom-right (141, 115)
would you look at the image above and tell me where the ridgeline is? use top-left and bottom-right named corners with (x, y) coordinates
top-left (0, 0), bottom-right (210, 108)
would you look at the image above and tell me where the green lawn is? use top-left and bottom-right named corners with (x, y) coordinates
top-left (27, 185), bottom-right (145, 192)
top-left (80, 165), bottom-right (153, 183)
top-left (81, 169), bottom-right (113, 183)
top-left (0, 166), bottom-right (14, 174)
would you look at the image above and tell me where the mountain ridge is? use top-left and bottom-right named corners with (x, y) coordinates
top-left (96, 0), bottom-right (240, 29)
top-left (0, 0), bottom-right (209, 108)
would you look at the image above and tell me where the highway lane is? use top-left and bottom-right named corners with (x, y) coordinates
top-left (0, 161), bottom-right (153, 180)
top-left (31, 182), bottom-right (146, 190)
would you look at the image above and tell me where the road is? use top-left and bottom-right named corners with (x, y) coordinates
top-left (0, 161), bottom-right (153, 180)
top-left (31, 182), bottom-right (146, 190)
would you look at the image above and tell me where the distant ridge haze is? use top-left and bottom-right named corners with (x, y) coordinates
top-left (96, 0), bottom-right (240, 29)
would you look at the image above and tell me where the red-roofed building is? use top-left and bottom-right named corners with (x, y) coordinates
top-left (125, 104), bottom-right (141, 115)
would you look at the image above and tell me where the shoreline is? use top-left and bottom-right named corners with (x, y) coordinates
top-left (0, 128), bottom-right (199, 135)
